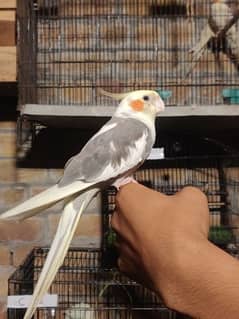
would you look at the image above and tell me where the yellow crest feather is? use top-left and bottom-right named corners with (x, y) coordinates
top-left (98, 88), bottom-right (133, 100)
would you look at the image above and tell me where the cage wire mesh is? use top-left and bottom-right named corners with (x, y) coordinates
top-left (8, 248), bottom-right (187, 319)
top-left (17, 0), bottom-right (239, 107)
top-left (12, 2), bottom-right (239, 317)
top-left (7, 137), bottom-right (239, 319)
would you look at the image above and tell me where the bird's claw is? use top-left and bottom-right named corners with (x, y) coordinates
top-left (113, 176), bottom-right (138, 190)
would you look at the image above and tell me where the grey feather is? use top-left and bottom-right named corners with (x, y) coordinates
top-left (59, 117), bottom-right (153, 186)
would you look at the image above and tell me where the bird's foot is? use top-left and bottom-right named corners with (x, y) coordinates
top-left (113, 176), bottom-right (138, 190)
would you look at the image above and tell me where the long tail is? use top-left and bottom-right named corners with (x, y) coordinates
top-left (0, 180), bottom-right (93, 221)
top-left (23, 188), bottom-right (99, 319)
top-left (183, 24), bottom-right (214, 80)
top-left (227, 27), bottom-right (239, 72)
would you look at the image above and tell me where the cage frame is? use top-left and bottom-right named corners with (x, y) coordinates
top-left (16, 0), bottom-right (239, 152)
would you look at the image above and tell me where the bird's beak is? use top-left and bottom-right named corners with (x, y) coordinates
top-left (155, 96), bottom-right (165, 114)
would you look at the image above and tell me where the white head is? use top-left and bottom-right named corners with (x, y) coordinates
top-left (99, 89), bottom-right (165, 122)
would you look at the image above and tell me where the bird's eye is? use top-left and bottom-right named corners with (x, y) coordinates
top-left (143, 95), bottom-right (149, 101)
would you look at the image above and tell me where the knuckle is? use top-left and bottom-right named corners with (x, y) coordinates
top-left (115, 182), bottom-right (136, 205)
top-left (117, 257), bottom-right (124, 271)
top-left (182, 186), bottom-right (207, 202)
top-left (115, 189), bottom-right (123, 207)
top-left (117, 258), bottom-right (130, 277)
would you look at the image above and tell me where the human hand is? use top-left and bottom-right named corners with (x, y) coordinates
top-left (111, 183), bottom-right (210, 310)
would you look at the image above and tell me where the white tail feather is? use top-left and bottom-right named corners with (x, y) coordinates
top-left (0, 181), bottom-right (93, 221)
top-left (23, 188), bottom-right (99, 319)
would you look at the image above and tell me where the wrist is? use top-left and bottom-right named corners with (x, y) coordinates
top-left (155, 238), bottom-right (239, 319)
top-left (152, 236), bottom-right (208, 310)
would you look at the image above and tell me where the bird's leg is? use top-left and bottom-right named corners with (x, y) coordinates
top-left (113, 176), bottom-right (138, 190)
top-left (189, 24), bottom-right (214, 59)
top-left (182, 23), bottom-right (215, 80)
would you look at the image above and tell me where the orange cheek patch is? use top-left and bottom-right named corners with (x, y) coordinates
top-left (130, 99), bottom-right (144, 112)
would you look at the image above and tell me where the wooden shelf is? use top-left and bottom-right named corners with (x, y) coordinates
top-left (20, 104), bottom-right (239, 133)
top-left (0, 1), bottom-right (16, 83)
top-left (0, 0), bottom-right (16, 9)
top-left (0, 47), bottom-right (16, 82)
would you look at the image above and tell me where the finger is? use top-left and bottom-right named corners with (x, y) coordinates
top-left (117, 257), bottom-right (133, 275)
top-left (111, 210), bottom-right (121, 233)
top-left (115, 236), bottom-right (137, 258)
top-left (117, 256), bottom-right (140, 282)
top-left (175, 186), bottom-right (208, 205)
top-left (111, 211), bottom-right (143, 251)
top-left (116, 184), bottom-right (167, 225)
top-left (174, 186), bottom-right (210, 236)
top-left (111, 208), bottom-right (133, 237)
top-left (117, 256), bottom-right (154, 291)
top-left (116, 183), bottom-right (153, 211)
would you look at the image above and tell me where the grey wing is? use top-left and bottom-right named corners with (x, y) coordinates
top-left (59, 117), bottom-right (153, 186)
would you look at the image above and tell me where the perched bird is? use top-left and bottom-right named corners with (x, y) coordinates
top-left (0, 89), bottom-right (164, 319)
top-left (208, 0), bottom-right (239, 72)
top-left (187, 0), bottom-right (239, 77)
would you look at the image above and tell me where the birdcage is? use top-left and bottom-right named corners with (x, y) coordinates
top-left (17, 0), bottom-right (239, 108)
top-left (102, 134), bottom-right (239, 265)
top-left (8, 137), bottom-right (239, 319)
top-left (8, 248), bottom-right (189, 319)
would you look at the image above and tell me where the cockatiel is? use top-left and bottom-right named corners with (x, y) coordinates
top-left (0, 89), bottom-right (164, 319)
top-left (187, 0), bottom-right (239, 77)
top-left (209, 0), bottom-right (239, 72)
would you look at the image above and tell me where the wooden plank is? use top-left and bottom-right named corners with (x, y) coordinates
top-left (0, 20), bottom-right (15, 45)
top-left (0, 47), bottom-right (16, 82)
top-left (0, 10), bottom-right (16, 22)
top-left (0, 5), bottom-right (17, 82)
top-left (0, 0), bottom-right (16, 9)
top-left (0, 10), bottom-right (15, 21)
top-left (0, 10), bottom-right (15, 46)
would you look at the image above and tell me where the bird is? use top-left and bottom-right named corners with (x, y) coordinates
top-left (187, 0), bottom-right (239, 77)
top-left (0, 89), bottom-right (165, 319)
top-left (208, 0), bottom-right (239, 72)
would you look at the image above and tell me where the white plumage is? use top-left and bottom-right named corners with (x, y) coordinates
top-left (210, 0), bottom-right (239, 70)
top-left (187, 0), bottom-right (239, 77)
top-left (0, 89), bottom-right (164, 319)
